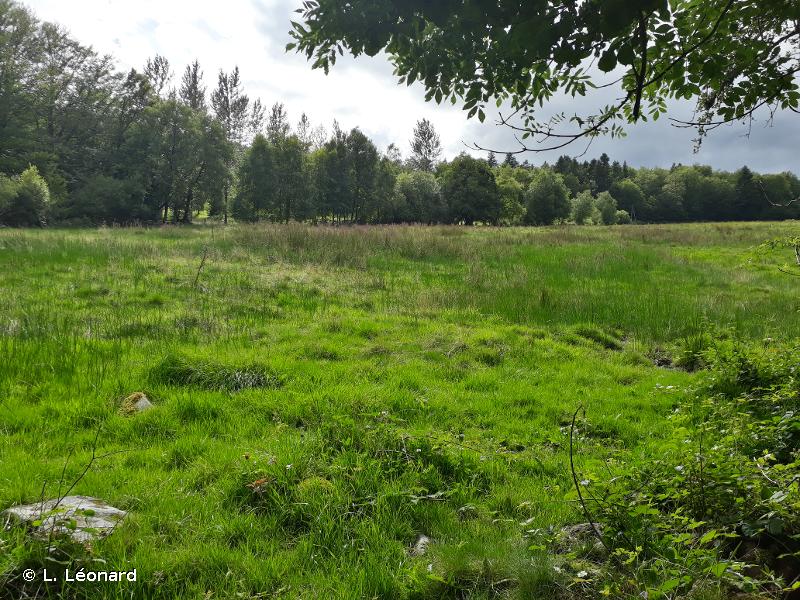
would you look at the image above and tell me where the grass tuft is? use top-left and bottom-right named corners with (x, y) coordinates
top-left (571, 324), bottom-right (624, 350)
top-left (149, 353), bottom-right (282, 392)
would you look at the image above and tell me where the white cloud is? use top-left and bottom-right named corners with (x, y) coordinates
top-left (23, 0), bottom-right (800, 172)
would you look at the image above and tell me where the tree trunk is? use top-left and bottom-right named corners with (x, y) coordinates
top-left (182, 188), bottom-right (193, 223)
top-left (223, 185), bottom-right (228, 224)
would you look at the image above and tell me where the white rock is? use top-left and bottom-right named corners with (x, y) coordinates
top-left (2, 495), bottom-right (127, 543)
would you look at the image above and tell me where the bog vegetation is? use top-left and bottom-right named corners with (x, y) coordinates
top-left (0, 223), bottom-right (799, 599)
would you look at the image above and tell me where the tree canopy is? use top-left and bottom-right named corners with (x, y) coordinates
top-left (288, 0), bottom-right (800, 152)
top-left (0, 0), bottom-right (798, 228)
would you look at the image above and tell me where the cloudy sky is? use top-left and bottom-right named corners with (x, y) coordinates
top-left (25, 0), bottom-right (800, 173)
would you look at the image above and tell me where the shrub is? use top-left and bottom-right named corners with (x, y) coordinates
top-left (614, 209), bottom-right (632, 224)
top-left (0, 166), bottom-right (50, 226)
top-left (595, 191), bottom-right (618, 225)
top-left (571, 190), bottom-right (595, 224)
top-left (63, 175), bottom-right (155, 224)
top-left (571, 340), bottom-right (800, 598)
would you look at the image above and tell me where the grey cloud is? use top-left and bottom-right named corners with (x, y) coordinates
top-left (252, 0), bottom-right (402, 80)
top-left (252, 0), bottom-right (300, 58)
top-left (458, 91), bottom-right (800, 173)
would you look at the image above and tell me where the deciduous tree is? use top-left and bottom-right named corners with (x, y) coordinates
top-left (525, 169), bottom-right (570, 225)
top-left (289, 0), bottom-right (800, 152)
top-left (441, 154), bottom-right (501, 225)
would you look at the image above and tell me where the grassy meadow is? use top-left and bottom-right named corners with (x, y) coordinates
top-left (0, 221), bottom-right (798, 599)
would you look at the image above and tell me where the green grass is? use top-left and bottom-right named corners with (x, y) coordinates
top-left (0, 222), bottom-right (797, 599)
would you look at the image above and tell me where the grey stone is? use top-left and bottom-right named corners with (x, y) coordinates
top-left (2, 495), bottom-right (127, 543)
top-left (120, 392), bottom-right (153, 415)
top-left (556, 522), bottom-right (606, 557)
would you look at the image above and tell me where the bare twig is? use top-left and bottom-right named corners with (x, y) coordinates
top-left (756, 178), bottom-right (800, 209)
top-left (569, 405), bottom-right (613, 556)
top-left (777, 266), bottom-right (800, 277)
top-left (631, 12), bottom-right (650, 121)
top-left (44, 424), bottom-right (128, 544)
top-left (192, 245), bottom-right (209, 289)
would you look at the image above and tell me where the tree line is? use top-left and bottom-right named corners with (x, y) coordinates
top-left (1, 1), bottom-right (798, 228)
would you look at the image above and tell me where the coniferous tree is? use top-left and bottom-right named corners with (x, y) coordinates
top-left (296, 113), bottom-right (312, 149)
top-left (233, 134), bottom-right (272, 221)
top-left (210, 67), bottom-right (249, 221)
top-left (144, 55), bottom-right (172, 98)
top-left (1, 1), bottom-right (799, 229)
top-left (179, 60), bottom-right (206, 111)
top-left (314, 122), bottom-right (351, 222)
top-left (734, 166), bottom-right (763, 220)
top-left (409, 118), bottom-right (442, 172)
top-left (346, 128), bottom-right (380, 222)
top-left (593, 153), bottom-right (612, 193)
top-left (249, 99), bottom-right (266, 138)
top-left (272, 135), bottom-right (308, 222)
top-left (266, 102), bottom-right (291, 143)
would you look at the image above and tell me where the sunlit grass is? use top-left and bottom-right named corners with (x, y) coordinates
top-left (0, 221), bottom-right (797, 598)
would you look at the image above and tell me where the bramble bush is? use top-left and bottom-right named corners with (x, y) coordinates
top-left (560, 338), bottom-right (800, 598)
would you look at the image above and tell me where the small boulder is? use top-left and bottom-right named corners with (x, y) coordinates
top-left (2, 496), bottom-right (127, 543)
top-left (120, 392), bottom-right (153, 415)
top-left (556, 522), bottom-right (606, 558)
top-left (457, 504), bottom-right (479, 521)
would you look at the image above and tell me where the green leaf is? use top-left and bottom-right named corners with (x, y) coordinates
top-left (709, 562), bottom-right (727, 577)
top-left (660, 578), bottom-right (680, 592)
top-left (699, 529), bottom-right (717, 544)
top-left (616, 44), bottom-right (635, 66)
top-left (767, 518), bottom-right (784, 535)
top-left (598, 49), bottom-right (617, 73)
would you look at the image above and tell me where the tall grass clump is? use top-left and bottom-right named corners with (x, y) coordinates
top-left (149, 353), bottom-right (282, 392)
